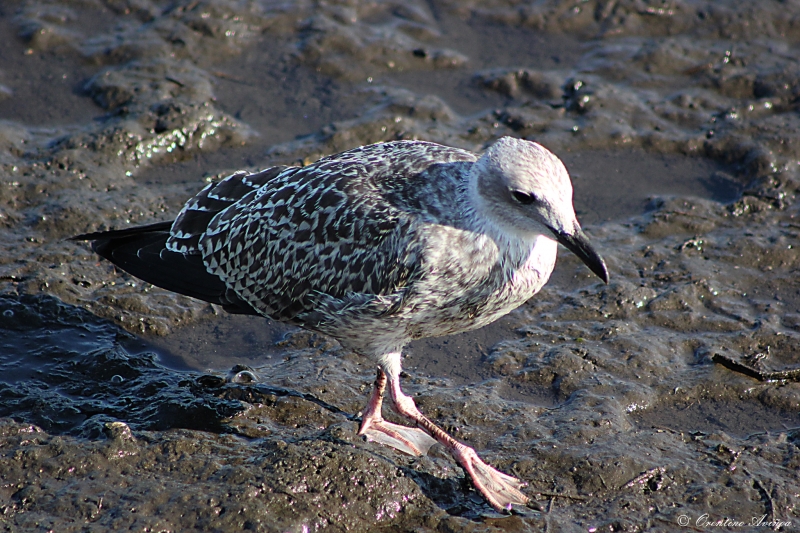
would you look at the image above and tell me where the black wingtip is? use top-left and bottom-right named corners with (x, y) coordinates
top-left (69, 221), bottom-right (260, 316)
top-left (69, 221), bottom-right (174, 243)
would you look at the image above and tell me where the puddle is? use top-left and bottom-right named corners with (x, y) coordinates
top-left (143, 313), bottom-right (295, 371)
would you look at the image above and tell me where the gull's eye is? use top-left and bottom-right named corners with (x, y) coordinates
top-left (511, 190), bottom-right (538, 205)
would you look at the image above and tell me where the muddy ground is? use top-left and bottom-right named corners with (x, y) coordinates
top-left (1, 1), bottom-right (799, 532)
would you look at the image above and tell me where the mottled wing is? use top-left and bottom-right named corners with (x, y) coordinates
top-left (197, 141), bottom-right (476, 322)
top-left (166, 166), bottom-right (293, 254)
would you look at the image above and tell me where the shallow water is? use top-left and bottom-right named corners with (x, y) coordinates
top-left (1, 1), bottom-right (799, 531)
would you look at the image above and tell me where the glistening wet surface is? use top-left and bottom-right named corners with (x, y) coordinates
top-left (1, 1), bottom-right (799, 531)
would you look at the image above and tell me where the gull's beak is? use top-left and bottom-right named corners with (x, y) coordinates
top-left (552, 227), bottom-right (609, 283)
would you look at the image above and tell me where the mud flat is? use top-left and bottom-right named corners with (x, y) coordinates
top-left (1, 1), bottom-right (799, 531)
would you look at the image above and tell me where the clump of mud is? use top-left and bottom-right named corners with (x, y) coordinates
top-left (2, 0), bottom-right (800, 531)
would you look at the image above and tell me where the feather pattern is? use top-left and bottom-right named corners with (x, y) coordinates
top-left (188, 142), bottom-right (479, 328)
top-left (76, 138), bottom-right (603, 357)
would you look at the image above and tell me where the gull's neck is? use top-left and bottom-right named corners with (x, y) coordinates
top-left (462, 173), bottom-right (558, 288)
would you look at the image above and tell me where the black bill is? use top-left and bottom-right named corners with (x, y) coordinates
top-left (552, 227), bottom-right (609, 283)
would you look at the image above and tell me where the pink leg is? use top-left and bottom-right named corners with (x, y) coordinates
top-left (386, 371), bottom-right (529, 512)
top-left (357, 369), bottom-right (436, 456)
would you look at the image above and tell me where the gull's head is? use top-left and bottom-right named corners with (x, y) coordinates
top-left (471, 136), bottom-right (609, 283)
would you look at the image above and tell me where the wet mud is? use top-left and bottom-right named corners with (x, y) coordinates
top-left (1, 0), bottom-right (800, 531)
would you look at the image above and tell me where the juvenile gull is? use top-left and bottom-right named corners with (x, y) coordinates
top-left (73, 136), bottom-right (608, 511)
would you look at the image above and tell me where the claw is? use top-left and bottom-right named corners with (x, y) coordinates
top-left (453, 446), bottom-right (528, 511)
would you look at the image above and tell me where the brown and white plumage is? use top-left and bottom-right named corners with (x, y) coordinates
top-left (74, 137), bottom-right (608, 512)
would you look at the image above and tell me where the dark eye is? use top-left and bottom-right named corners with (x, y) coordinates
top-left (511, 190), bottom-right (537, 205)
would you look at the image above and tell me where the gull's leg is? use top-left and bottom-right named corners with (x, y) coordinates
top-left (385, 368), bottom-right (529, 512)
top-left (358, 367), bottom-right (436, 456)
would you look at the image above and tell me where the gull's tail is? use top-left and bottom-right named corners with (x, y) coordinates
top-left (71, 223), bottom-right (258, 315)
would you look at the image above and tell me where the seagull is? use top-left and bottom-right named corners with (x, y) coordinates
top-left (72, 136), bottom-right (609, 511)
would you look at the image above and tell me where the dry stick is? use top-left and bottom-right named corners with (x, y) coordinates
top-left (711, 353), bottom-right (800, 382)
top-left (623, 466), bottom-right (667, 490)
top-left (746, 469), bottom-right (776, 524)
top-left (532, 492), bottom-right (587, 501)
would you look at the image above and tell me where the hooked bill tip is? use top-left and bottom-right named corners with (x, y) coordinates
top-left (552, 227), bottom-right (609, 283)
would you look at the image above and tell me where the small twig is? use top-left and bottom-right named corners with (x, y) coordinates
top-left (532, 491), bottom-right (587, 501)
top-left (745, 469), bottom-right (775, 523)
top-left (712, 353), bottom-right (800, 382)
top-left (623, 466), bottom-right (666, 489)
top-left (744, 426), bottom-right (800, 441)
top-left (164, 76), bottom-right (185, 87)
